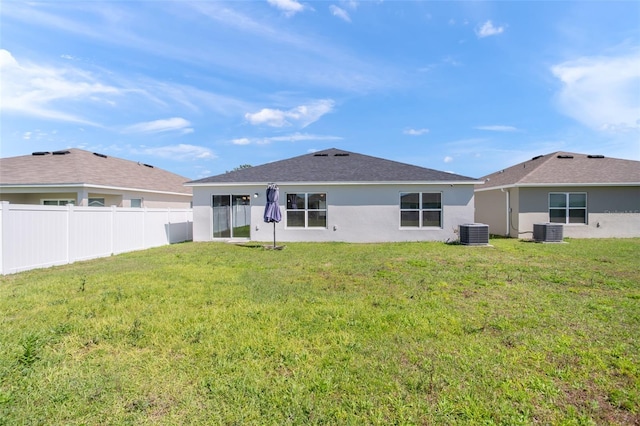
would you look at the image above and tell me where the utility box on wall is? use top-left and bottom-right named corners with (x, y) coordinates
top-left (459, 223), bottom-right (489, 246)
top-left (533, 223), bottom-right (564, 243)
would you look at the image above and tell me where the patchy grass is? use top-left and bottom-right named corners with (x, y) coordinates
top-left (0, 238), bottom-right (638, 424)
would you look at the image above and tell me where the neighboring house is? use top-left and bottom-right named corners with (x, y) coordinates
top-left (185, 148), bottom-right (480, 243)
top-left (0, 149), bottom-right (192, 208)
top-left (475, 152), bottom-right (640, 238)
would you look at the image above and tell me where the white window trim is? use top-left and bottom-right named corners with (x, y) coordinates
top-left (549, 192), bottom-right (588, 225)
top-left (285, 192), bottom-right (328, 229)
top-left (41, 199), bottom-right (75, 206)
top-left (399, 192), bottom-right (443, 229)
top-left (88, 197), bottom-right (105, 207)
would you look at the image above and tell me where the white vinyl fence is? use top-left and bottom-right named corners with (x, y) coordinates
top-left (0, 202), bottom-right (192, 275)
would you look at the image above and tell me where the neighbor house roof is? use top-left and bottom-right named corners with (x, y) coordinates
top-left (477, 151), bottom-right (640, 191)
top-left (0, 149), bottom-right (192, 195)
top-left (186, 148), bottom-right (479, 185)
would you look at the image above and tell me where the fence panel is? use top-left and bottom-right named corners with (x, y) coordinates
top-left (69, 206), bottom-right (113, 262)
top-left (168, 209), bottom-right (193, 243)
top-left (0, 202), bottom-right (192, 275)
top-left (145, 209), bottom-right (171, 248)
top-left (113, 208), bottom-right (146, 255)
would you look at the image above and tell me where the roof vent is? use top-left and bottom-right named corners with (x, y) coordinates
top-left (531, 155), bottom-right (543, 160)
top-left (143, 163), bottom-right (154, 168)
top-left (32, 151), bottom-right (51, 156)
top-left (313, 153), bottom-right (328, 157)
top-left (334, 153), bottom-right (349, 157)
top-left (557, 155), bottom-right (573, 159)
top-left (52, 150), bottom-right (71, 155)
top-left (93, 152), bottom-right (107, 158)
top-left (588, 155), bottom-right (605, 159)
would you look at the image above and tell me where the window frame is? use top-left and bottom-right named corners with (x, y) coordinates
top-left (88, 198), bottom-right (106, 207)
top-left (399, 192), bottom-right (443, 229)
top-left (548, 192), bottom-right (587, 224)
top-left (42, 199), bottom-right (75, 206)
top-left (285, 192), bottom-right (327, 229)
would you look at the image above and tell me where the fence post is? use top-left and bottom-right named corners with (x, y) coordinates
top-left (0, 201), bottom-right (8, 275)
top-left (110, 206), bottom-right (116, 255)
top-left (67, 203), bottom-right (73, 265)
top-left (167, 208), bottom-right (171, 244)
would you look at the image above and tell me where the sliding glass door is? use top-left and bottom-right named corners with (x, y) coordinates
top-left (213, 195), bottom-right (251, 238)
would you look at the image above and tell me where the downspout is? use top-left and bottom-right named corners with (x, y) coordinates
top-left (501, 188), bottom-right (510, 237)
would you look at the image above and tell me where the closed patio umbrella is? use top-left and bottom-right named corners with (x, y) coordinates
top-left (263, 183), bottom-right (282, 248)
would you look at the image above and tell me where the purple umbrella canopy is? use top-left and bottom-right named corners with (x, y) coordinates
top-left (263, 183), bottom-right (282, 223)
top-left (263, 183), bottom-right (282, 248)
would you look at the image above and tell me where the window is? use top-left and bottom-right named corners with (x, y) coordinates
top-left (400, 192), bottom-right (442, 228)
top-left (131, 199), bottom-right (142, 208)
top-left (42, 199), bottom-right (75, 206)
top-left (88, 198), bottom-right (105, 207)
top-left (549, 193), bottom-right (587, 224)
top-left (286, 193), bottom-right (327, 228)
top-left (212, 194), bottom-right (251, 238)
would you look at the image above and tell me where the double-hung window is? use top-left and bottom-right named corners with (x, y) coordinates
top-left (400, 192), bottom-right (442, 228)
top-left (549, 193), bottom-right (587, 224)
top-left (286, 193), bottom-right (327, 228)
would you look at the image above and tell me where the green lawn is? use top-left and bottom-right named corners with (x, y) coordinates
top-left (1, 239), bottom-right (638, 425)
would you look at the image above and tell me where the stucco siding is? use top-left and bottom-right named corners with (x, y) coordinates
top-left (517, 186), bottom-right (640, 238)
top-left (474, 189), bottom-right (508, 236)
top-left (0, 188), bottom-right (190, 208)
top-left (192, 184), bottom-right (475, 243)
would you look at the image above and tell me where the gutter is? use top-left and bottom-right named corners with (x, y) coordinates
top-left (0, 183), bottom-right (192, 197)
top-left (185, 180), bottom-right (484, 187)
top-left (475, 182), bottom-right (640, 192)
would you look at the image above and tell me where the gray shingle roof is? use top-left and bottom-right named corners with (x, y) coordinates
top-left (478, 151), bottom-right (640, 190)
top-left (0, 149), bottom-right (192, 195)
top-left (187, 148), bottom-right (478, 185)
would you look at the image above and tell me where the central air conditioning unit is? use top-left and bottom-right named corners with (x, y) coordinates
top-left (459, 223), bottom-right (489, 246)
top-left (533, 223), bottom-right (564, 243)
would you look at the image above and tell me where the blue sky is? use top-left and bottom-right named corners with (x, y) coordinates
top-left (1, 0), bottom-right (639, 180)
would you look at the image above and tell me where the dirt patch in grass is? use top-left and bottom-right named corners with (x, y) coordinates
top-left (558, 381), bottom-right (640, 425)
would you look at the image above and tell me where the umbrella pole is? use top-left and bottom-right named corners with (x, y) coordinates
top-left (273, 221), bottom-right (276, 248)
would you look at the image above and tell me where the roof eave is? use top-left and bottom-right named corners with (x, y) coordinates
top-left (475, 182), bottom-right (640, 192)
top-left (0, 183), bottom-right (192, 197)
top-left (185, 180), bottom-right (482, 187)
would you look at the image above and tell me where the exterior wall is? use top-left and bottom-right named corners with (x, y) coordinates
top-left (0, 187), bottom-right (191, 209)
top-left (191, 183), bottom-right (475, 243)
top-left (517, 186), bottom-right (640, 238)
top-left (0, 192), bottom-right (78, 204)
top-left (474, 189), bottom-right (508, 236)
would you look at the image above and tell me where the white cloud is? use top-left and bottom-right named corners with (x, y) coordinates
top-left (403, 128), bottom-right (430, 136)
top-left (0, 49), bottom-right (120, 125)
top-left (330, 5), bottom-right (351, 22)
top-left (476, 20), bottom-right (504, 38)
top-left (475, 125), bottom-right (519, 132)
top-left (267, 0), bottom-right (305, 17)
top-left (245, 99), bottom-right (335, 128)
top-left (552, 50), bottom-right (640, 133)
top-left (444, 156), bottom-right (454, 163)
top-left (341, 0), bottom-right (358, 9)
top-left (138, 144), bottom-right (216, 160)
top-left (231, 132), bottom-right (342, 145)
top-left (232, 138), bottom-right (251, 145)
top-left (124, 117), bottom-right (193, 134)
